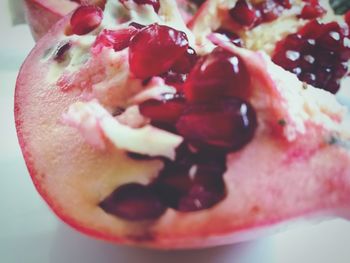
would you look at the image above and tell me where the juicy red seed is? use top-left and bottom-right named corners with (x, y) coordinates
top-left (99, 183), bottom-right (166, 221)
top-left (129, 23), bottom-right (189, 79)
top-left (134, 0), bottom-right (160, 13)
top-left (214, 28), bottom-right (243, 47)
top-left (53, 41), bottom-right (71, 62)
top-left (139, 93), bottom-right (186, 123)
top-left (184, 48), bottom-right (250, 102)
top-left (229, 0), bottom-right (260, 28)
top-left (272, 20), bottom-right (350, 94)
top-left (176, 98), bottom-right (257, 151)
top-left (92, 27), bottom-right (138, 53)
top-left (153, 144), bottom-right (226, 211)
top-left (70, 5), bottom-right (103, 35)
top-left (299, 2), bottom-right (326, 19)
top-left (171, 47), bottom-right (198, 74)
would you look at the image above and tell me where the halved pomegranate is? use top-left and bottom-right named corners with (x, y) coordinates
top-left (16, 0), bottom-right (350, 249)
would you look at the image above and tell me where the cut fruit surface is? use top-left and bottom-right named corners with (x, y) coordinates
top-left (23, 0), bottom-right (197, 40)
top-left (16, 0), bottom-right (350, 249)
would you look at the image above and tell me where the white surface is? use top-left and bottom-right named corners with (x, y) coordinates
top-left (2, 7), bottom-right (350, 263)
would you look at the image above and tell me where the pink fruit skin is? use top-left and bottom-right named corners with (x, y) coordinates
top-left (15, 15), bottom-right (350, 248)
top-left (23, 0), bottom-right (78, 41)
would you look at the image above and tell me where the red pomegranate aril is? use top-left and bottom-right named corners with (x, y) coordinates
top-left (184, 48), bottom-right (250, 102)
top-left (129, 24), bottom-right (189, 79)
top-left (299, 2), bottom-right (326, 19)
top-left (70, 5), bottom-right (103, 35)
top-left (92, 27), bottom-right (138, 53)
top-left (176, 98), bottom-right (257, 151)
top-left (139, 93), bottom-right (186, 123)
top-left (214, 28), bottom-right (243, 47)
top-left (229, 0), bottom-right (260, 28)
top-left (134, 0), bottom-right (160, 13)
top-left (99, 183), bottom-right (166, 221)
top-left (171, 47), bottom-right (198, 74)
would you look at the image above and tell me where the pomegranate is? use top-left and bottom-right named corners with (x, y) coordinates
top-left (16, 0), bottom-right (350, 248)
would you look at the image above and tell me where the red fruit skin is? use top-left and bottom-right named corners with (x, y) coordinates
top-left (15, 15), bottom-right (350, 249)
top-left (24, 0), bottom-right (107, 40)
top-left (23, 0), bottom-right (77, 41)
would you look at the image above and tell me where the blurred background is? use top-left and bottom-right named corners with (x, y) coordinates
top-left (1, 0), bottom-right (350, 262)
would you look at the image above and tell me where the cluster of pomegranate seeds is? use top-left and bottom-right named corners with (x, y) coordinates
top-left (153, 144), bottom-right (226, 212)
top-left (272, 20), bottom-right (350, 93)
top-left (184, 48), bottom-right (250, 102)
top-left (100, 183), bottom-right (166, 220)
top-left (70, 5), bottom-right (103, 35)
top-left (229, 0), bottom-right (325, 29)
top-left (129, 24), bottom-right (189, 78)
top-left (92, 27), bottom-right (138, 53)
top-left (214, 28), bottom-right (243, 47)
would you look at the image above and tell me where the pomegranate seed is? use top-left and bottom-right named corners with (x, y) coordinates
top-left (299, 1), bottom-right (326, 19)
top-left (139, 93), bottom-right (186, 124)
top-left (176, 98), bottom-right (257, 151)
top-left (70, 5), bottom-right (103, 35)
top-left (92, 27), bottom-right (138, 53)
top-left (229, 0), bottom-right (260, 28)
top-left (129, 23), bottom-right (189, 79)
top-left (99, 183), bottom-right (166, 220)
top-left (53, 41), bottom-right (71, 62)
top-left (153, 144), bottom-right (226, 211)
top-left (272, 20), bottom-right (350, 93)
top-left (184, 48), bottom-right (250, 102)
top-left (214, 28), bottom-right (243, 47)
top-left (171, 47), bottom-right (198, 74)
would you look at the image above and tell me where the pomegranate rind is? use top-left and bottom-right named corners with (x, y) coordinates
top-left (16, 12), bottom-right (350, 249)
